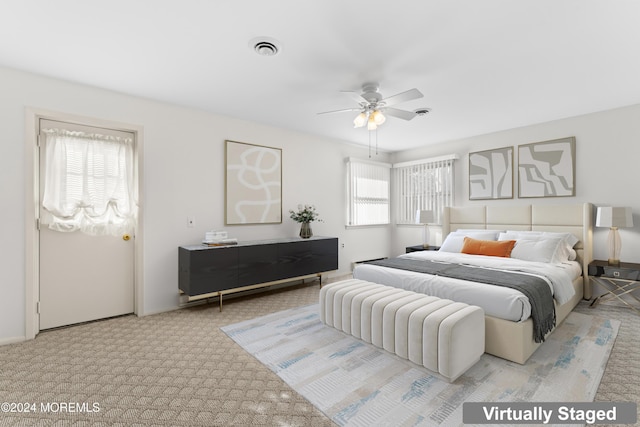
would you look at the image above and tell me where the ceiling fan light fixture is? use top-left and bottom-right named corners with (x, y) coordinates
top-left (353, 112), bottom-right (367, 128)
top-left (372, 109), bottom-right (386, 125)
top-left (367, 115), bottom-right (378, 131)
top-left (318, 83), bottom-right (425, 146)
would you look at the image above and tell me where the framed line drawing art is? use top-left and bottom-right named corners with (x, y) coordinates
top-left (225, 140), bottom-right (282, 224)
top-left (469, 146), bottom-right (513, 200)
top-left (518, 137), bottom-right (576, 198)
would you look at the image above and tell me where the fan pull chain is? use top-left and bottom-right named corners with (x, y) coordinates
top-left (368, 128), bottom-right (380, 158)
top-left (376, 128), bottom-right (378, 156)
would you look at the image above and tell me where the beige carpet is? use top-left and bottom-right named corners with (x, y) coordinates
top-left (0, 278), bottom-right (638, 426)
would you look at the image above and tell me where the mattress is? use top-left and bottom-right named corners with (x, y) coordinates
top-left (352, 250), bottom-right (581, 322)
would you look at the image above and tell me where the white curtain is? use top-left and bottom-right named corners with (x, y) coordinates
top-left (42, 128), bottom-right (137, 236)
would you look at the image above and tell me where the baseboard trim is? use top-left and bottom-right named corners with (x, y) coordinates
top-left (0, 336), bottom-right (26, 347)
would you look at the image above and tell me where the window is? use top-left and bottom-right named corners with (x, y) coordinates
top-left (41, 122), bottom-right (137, 236)
top-left (346, 158), bottom-right (391, 226)
top-left (393, 154), bottom-right (457, 225)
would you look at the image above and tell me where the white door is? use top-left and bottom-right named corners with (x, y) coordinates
top-left (38, 119), bottom-right (136, 330)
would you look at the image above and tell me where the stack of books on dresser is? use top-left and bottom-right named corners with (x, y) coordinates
top-left (202, 231), bottom-right (238, 246)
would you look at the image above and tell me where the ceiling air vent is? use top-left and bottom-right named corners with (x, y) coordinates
top-left (249, 37), bottom-right (281, 57)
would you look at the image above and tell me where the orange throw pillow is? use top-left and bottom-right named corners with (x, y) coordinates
top-left (461, 237), bottom-right (516, 258)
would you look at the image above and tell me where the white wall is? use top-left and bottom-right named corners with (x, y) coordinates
top-left (3, 64), bottom-right (639, 344)
top-left (0, 66), bottom-right (392, 344)
top-left (390, 104), bottom-right (640, 262)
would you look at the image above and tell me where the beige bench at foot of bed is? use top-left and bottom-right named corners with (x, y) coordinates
top-left (319, 279), bottom-right (485, 382)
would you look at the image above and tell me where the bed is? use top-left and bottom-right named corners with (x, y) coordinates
top-left (353, 203), bottom-right (593, 364)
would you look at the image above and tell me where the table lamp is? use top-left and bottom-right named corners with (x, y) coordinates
top-left (415, 210), bottom-right (434, 248)
top-left (595, 206), bottom-right (634, 265)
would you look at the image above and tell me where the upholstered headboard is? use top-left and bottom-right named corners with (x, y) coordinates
top-left (442, 203), bottom-right (593, 299)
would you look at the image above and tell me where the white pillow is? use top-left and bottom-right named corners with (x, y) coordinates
top-left (502, 231), bottom-right (579, 260)
top-left (499, 232), bottom-right (577, 262)
top-left (440, 231), bottom-right (500, 253)
top-left (501, 231), bottom-right (579, 247)
top-left (455, 229), bottom-right (504, 239)
top-left (508, 237), bottom-right (567, 263)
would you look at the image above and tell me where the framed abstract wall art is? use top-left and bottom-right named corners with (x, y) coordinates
top-left (225, 140), bottom-right (282, 224)
top-left (518, 137), bottom-right (575, 198)
top-left (469, 146), bottom-right (513, 200)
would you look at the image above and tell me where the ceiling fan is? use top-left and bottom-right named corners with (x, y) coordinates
top-left (318, 82), bottom-right (427, 130)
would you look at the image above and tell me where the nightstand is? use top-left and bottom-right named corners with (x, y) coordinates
top-left (406, 245), bottom-right (441, 253)
top-left (588, 260), bottom-right (640, 314)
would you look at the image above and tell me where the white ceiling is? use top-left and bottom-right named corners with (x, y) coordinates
top-left (3, 0), bottom-right (640, 152)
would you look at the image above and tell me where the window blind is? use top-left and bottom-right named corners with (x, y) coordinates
top-left (346, 158), bottom-right (391, 226)
top-left (393, 155), bottom-right (457, 225)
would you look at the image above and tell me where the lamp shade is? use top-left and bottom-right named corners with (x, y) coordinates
top-left (371, 110), bottom-right (386, 125)
top-left (596, 207), bottom-right (633, 228)
top-left (415, 209), bottom-right (434, 225)
top-left (353, 112), bottom-right (367, 128)
top-left (366, 114), bottom-right (378, 131)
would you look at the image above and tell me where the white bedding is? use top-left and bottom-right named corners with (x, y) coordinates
top-left (352, 251), bottom-right (581, 322)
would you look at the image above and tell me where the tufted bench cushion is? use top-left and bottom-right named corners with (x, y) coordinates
top-left (320, 278), bottom-right (485, 382)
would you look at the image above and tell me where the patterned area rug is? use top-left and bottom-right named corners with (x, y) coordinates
top-left (222, 304), bottom-right (620, 427)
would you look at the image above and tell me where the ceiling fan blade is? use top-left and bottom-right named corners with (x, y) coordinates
top-left (340, 90), bottom-right (369, 105)
top-left (380, 88), bottom-right (423, 107)
top-left (383, 107), bottom-right (417, 121)
top-left (317, 107), bottom-right (361, 115)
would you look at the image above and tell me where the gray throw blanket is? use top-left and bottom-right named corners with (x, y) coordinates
top-left (366, 258), bottom-right (556, 343)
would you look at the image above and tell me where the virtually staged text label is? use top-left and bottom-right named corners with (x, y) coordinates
top-left (463, 402), bottom-right (637, 424)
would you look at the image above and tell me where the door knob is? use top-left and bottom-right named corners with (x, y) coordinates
top-left (122, 234), bottom-right (131, 241)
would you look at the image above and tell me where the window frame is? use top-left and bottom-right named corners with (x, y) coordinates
top-left (345, 157), bottom-right (392, 227)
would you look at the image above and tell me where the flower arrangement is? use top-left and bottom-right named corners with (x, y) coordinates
top-left (289, 204), bottom-right (322, 224)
